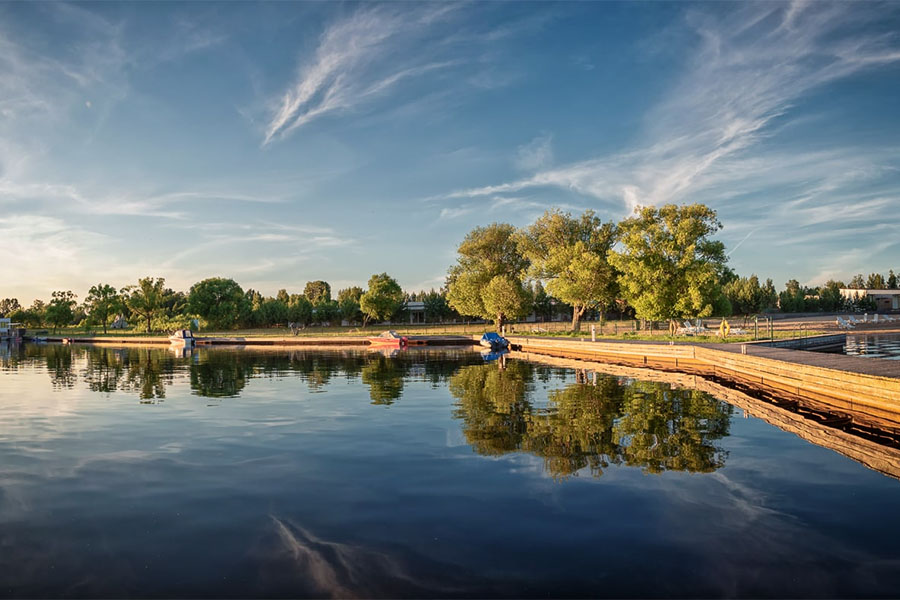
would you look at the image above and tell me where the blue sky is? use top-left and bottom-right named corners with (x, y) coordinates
top-left (2, 1), bottom-right (900, 304)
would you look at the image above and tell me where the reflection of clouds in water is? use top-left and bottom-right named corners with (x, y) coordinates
top-left (257, 516), bottom-right (496, 598)
top-left (645, 470), bottom-right (900, 597)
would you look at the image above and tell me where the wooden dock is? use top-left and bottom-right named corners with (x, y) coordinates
top-left (506, 335), bottom-right (900, 434)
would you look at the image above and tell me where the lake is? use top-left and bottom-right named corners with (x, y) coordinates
top-left (2, 343), bottom-right (900, 597)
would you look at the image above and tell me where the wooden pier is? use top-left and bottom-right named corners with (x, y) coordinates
top-left (506, 335), bottom-right (900, 434)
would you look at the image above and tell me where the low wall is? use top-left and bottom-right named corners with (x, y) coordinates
top-left (753, 333), bottom-right (846, 350)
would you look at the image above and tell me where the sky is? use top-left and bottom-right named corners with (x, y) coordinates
top-left (1, 1), bottom-right (900, 304)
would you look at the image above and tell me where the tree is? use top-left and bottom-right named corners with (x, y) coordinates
top-left (337, 286), bottom-right (364, 325)
top-left (25, 299), bottom-right (46, 327)
top-left (778, 279), bottom-right (805, 313)
top-left (313, 299), bottom-right (340, 325)
top-left (360, 273), bottom-right (404, 324)
top-left (256, 297), bottom-right (289, 326)
top-left (304, 281), bottom-right (331, 305)
top-left (287, 294), bottom-right (313, 325)
top-left (889, 270), bottom-right (898, 290)
top-left (609, 204), bottom-right (728, 323)
top-left (46, 290), bottom-right (77, 333)
top-left (849, 274), bottom-right (866, 289)
top-left (276, 289), bottom-right (290, 304)
top-left (532, 281), bottom-right (553, 321)
top-left (85, 284), bottom-right (120, 334)
top-left (818, 280), bottom-right (845, 312)
top-left (447, 223), bottom-right (530, 329)
top-left (123, 277), bottom-right (166, 333)
top-left (723, 274), bottom-right (764, 315)
top-left (866, 273), bottom-right (886, 290)
top-left (188, 277), bottom-right (249, 330)
top-left (518, 209), bottom-right (618, 331)
top-left (0, 298), bottom-right (20, 317)
top-left (482, 275), bottom-right (531, 328)
top-left (423, 289), bottom-right (449, 322)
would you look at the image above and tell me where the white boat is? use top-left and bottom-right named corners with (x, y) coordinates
top-left (169, 329), bottom-right (196, 347)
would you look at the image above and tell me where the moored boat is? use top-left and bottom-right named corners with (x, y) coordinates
top-left (480, 332), bottom-right (509, 352)
top-left (368, 330), bottom-right (408, 348)
top-left (169, 329), bottom-right (196, 347)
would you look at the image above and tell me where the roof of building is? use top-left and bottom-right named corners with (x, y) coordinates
top-left (840, 288), bottom-right (900, 295)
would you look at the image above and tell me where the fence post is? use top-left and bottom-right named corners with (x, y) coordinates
top-left (591, 324), bottom-right (596, 342)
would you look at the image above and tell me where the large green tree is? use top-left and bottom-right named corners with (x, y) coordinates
top-left (188, 277), bottom-right (249, 329)
top-left (85, 284), bottom-right (120, 334)
top-left (123, 277), bottom-right (166, 333)
top-left (360, 273), bottom-right (404, 324)
top-left (46, 290), bottom-right (77, 332)
top-left (518, 209), bottom-right (618, 331)
top-left (303, 280), bottom-right (331, 305)
top-left (287, 294), bottom-right (313, 325)
top-left (446, 223), bottom-right (530, 329)
top-left (609, 204), bottom-right (728, 323)
top-left (337, 286), bottom-right (364, 324)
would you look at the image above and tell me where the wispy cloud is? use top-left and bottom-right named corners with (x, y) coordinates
top-left (436, 2), bottom-right (900, 219)
top-left (262, 7), bottom-right (464, 144)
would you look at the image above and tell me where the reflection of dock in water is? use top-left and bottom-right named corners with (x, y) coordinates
top-left (512, 351), bottom-right (900, 481)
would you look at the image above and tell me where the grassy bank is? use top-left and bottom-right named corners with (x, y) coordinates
top-left (36, 319), bottom-right (827, 344)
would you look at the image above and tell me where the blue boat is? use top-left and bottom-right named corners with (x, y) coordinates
top-left (480, 332), bottom-right (509, 352)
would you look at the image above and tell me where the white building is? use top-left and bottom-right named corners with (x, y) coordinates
top-left (840, 289), bottom-right (900, 312)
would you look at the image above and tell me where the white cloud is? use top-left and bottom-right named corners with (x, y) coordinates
top-left (262, 7), bottom-right (463, 144)
top-left (436, 2), bottom-right (900, 219)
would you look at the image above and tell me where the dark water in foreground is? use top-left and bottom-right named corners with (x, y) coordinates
top-left (2, 343), bottom-right (900, 598)
top-left (845, 333), bottom-right (900, 360)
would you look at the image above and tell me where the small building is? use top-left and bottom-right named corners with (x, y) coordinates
top-left (840, 288), bottom-right (900, 312)
top-left (0, 318), bottom-right (10, 337)
top-left (406, 301), bottom-right (425, 324)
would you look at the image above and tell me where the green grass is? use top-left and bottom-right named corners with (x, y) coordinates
top-left (43, 322), bottom-right (827, 344)
top-left (519, 329), bottom-right (827, 343)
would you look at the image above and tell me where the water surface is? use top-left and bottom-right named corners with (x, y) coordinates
top-left (844, 333), bottom-right (900, 360)
top-left (1, 343), bottom-right (900, 597)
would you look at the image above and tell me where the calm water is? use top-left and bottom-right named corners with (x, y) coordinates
top-left (2, 343), bottom-right (900, 598)
top-left (845, 333), bottom-right (900, 360)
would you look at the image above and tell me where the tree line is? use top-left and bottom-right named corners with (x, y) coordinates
top-left (1, 203), bottom-right (897, 333)
top-left (0, 274), bottom-right (416, 333)
top-left (443, 203), bottom-right (897, 330)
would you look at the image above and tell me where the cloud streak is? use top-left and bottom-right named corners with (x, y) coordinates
top-left (263, 7), bottom-right (462, 144)
top-left (436, 2), bottom-right (900, 217)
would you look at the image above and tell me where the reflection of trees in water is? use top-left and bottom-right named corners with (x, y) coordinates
top-left (450, 361), bottom-right (535, 455)
top-left (82, 347), bottom-right (126, 394)
top-left (361, 355), bottom-right (406, 405)
top-left (81, 346), bottom-right (176, 400)
top-left (615, 381), bottom-right (731, 474)
top-left (26, 344), bottom-right (486, 404)
top-left (45, 345), bottom-right (77, 389)
top-left (450, 363), bottom-right (732, 479)
top-left (189, 351), bottom-right (252, 398)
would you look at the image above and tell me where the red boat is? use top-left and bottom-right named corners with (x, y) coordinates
top-left (368, 330), bottom-right (408, 348)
